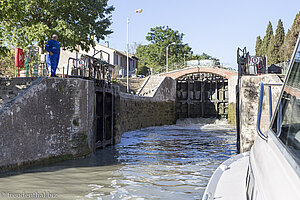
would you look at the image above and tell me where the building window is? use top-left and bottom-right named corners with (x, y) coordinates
top-left (114, 54), bottom-right (118, 65)
top-left (120, 56), bottom-right (123, 67)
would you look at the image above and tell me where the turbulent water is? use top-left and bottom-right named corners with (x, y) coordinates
top-left (0, 118), bottom-right (236, 200)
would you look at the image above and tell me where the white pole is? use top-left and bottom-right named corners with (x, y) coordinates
top-left (166, 42), bottom-right (176, 72)
top-left (166, 46), bottom-right (169, 72)
top-left (126, 17), bottom-right (130, 93)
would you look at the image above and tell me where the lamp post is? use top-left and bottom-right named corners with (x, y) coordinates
top-left (166, 42), bottom-right (176, 72)
top-left (126, 9), bottom-right (143, 93)
top-left (184, 53), bottom-right (187, 67)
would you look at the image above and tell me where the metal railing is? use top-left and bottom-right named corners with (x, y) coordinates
top-left (237, 47), bottom-right (268, 76)
top-left (66, 53), bottom-right (112, 84)
top-left (257, 82), bottom-right (283, 141)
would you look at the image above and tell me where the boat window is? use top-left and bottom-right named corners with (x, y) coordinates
top-left (271, 39), bottom-right (300, 162)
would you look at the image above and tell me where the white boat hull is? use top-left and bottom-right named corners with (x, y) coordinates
top-left (202, 152), bottom-right (249, 200)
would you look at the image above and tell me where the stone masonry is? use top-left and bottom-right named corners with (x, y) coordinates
top-left (114, 93), bottom-right (176, 144)
top-left (0, 77), bottom-right (95, 171)
top-left (239, 74), bottom-right (283, 152)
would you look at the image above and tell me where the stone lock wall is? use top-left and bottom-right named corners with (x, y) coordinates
top-left (0, 78), bottom-right (95, 171)
top-left (0, 76), bottom-right (176, 171)
top-left (114, 93), bottom-right (176, 144)
top-left (239, 74), bottom-right (283, 152)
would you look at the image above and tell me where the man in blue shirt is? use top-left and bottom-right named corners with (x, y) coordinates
top-left (45, 34), bottom-right (60, 77)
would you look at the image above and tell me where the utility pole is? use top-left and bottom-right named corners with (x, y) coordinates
top-left (166, 42), bottom-right (176, 72)
top-left (126, 9), bottom-right (143, 93)
top-left (126, 17), bottom-right (130, 93)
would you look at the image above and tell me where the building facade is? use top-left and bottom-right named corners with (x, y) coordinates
top-left (40, 41), bottom-right (138, 78)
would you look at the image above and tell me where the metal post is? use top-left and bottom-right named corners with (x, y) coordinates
top-left (126, 17), bottom-right (130, 93)
top-left (166, 42), bottom-right (176, 72)
top-left (166, 46), bottom-right (169, 72)
top-left (17, 67), bottom-right (20, 77)
top-left (25, 58), bottom-right (28, 77)
top-left (76, 52), bottom-right (78, 69)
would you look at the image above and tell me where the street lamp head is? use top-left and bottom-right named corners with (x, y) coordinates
top-left (167, 42), bottom-right (176, 47)
top-left (135, 9), bottom-right (143, 13)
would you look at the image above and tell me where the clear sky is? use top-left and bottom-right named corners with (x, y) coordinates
top-left (104, 0), bottom-right (299, 69)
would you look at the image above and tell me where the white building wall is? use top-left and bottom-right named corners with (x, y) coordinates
top-left (40, 43), bottom-right (137, 77)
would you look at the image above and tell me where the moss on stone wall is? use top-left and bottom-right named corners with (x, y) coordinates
top-left (0, 153), bottom-right (89, 173)
top-left (0, 78), bottom-right (95, 172)
top-left (228, 103), bottom-right (236, 125)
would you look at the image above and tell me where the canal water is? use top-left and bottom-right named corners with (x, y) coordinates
top-left (0, 118), bottom-right (236, 200)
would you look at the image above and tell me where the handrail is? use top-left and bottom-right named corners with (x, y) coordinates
top-left (266, 83), bottom-right (283, 120)
top-left (276, 102), bottom-right (283, 137)
top-left (268, 86), bottom-right (273, 121)
top-left (93, 49), bottom-right (110, 64)
top-left (67, 57), bottom-right (78, 76)
top-left (265, 83), bottom-right (283, 137)
top-left (137, 76), bottom-right (151, 95)
top-left (257, 82), bottom-right (283, 141)
top-left (257, 82), bottom-right (268, 141)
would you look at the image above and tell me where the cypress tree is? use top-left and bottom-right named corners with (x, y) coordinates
top-left (289, 12), bottom-right (300, 55)
top-left (267, 35), bottom-right (276, 65)
top-left (280, 12), bottom-right (300, 61)
top-left (291, 12), bottom-right (300, 40)
top-left (273, 19), bottom-right (285, 63)
top-left (281, 29), bottom-right (292, 61)
top-left (255, 36), bottom-right (262, 57)
top-left (261, 21), bottom-right (273, 56)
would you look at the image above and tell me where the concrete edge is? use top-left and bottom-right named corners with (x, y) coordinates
top-left (151, 76), bottom-right (168, 97)
top-left (119, 91), bottom-right (173, 102)
top-left (136, 76), bottom-right (151, 95)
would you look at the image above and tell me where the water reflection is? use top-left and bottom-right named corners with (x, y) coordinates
top-left (0, 119), bottom-right (236, 200)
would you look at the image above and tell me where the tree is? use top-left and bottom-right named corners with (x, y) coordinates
top-left (129, 42), bottom-right (141, 54)
top-left (0, 50), bottom-right (15, 77)
top-left (290, 12), bottom-right (300, 48)
top-left (190, 53), bottom-right (213, 60)
top-left (136, 43), bottom-right (161, 73)
top-left (0, 28), bottom-right (8, 56)
top-left (281, 29), bottom-right (292, 61)
top-left (267, 35), bottom-right (276, 65)
top-left (268, 19), bottom-right (285, 64)
top-left (261, 21), bottom-right (273, 56)
top-left (0, 0), bottom-right (114, 52)
top-left (274, 19), bottom-right (285, 63)
top-left (135, 26), bottom-right (192, 73)
top-left (282, 12), bottom-right (300, 60)
top-left (255, 36), bottom-right (262, 57)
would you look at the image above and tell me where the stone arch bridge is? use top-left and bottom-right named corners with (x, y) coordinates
top-left (160, 66), bottom-right (237, 119)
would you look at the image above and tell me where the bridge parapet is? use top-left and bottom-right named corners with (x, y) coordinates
top-left (160, 66), bottom-right (237, 80)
